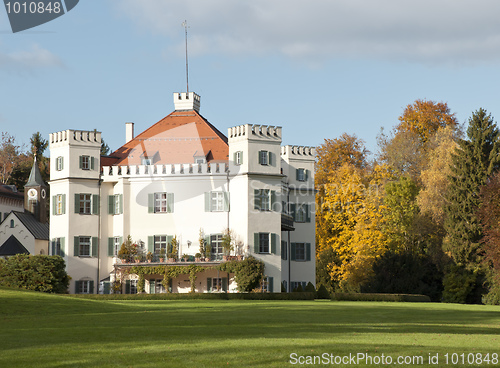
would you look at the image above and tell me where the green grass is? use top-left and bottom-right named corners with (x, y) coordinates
top-left (1, 288), bottom-right (499, 367)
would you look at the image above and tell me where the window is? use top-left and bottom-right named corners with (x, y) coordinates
top-left (154, 235), bottom-right (168, 255)
top-left (254, 232), bottom-right (278, 255)
top-left (262, 276), bottom-right (274, 292)
top-left (259, 233), bottom-right (270, 253)
top-left (291, 281), bottom-right (306, 292)
top-left (53, 194), bottom-right (65, 215)
top-left (51, 238), bottom-right (65, 257)
top-left (76, 280), bottom-right (94, 294)
top-left (74, 236), bottom-right (97, 257)
top-left (75, 193), bottom-right (99, 215)
top-left (10, 219), bottom-right (14, 228)
top-left (234, 151), bottom-right (243, 165)
top-left (81, 155), bottom-right (90, 170)
top-left (205, 191), bottom-right (229, 212)
top-left (79, 236), bottom-right (91, 256)
top-left (149, 193), bottom-right (173, 213)
top-left (258, 150), bottom-right (271, 166)
top-left (254, 189), bottom-right (276, 211)
top-left (296, 168), bottom-right (308, 182)
top-left (291, 242), bottom-right (311, 261)
top-left (108, 236), bottom-right (122, 257)
top-left (79, 194), bottom-right (91, 214)
top-left (290, 203), bottom-right (311, 223)
top-left (149, 279), bottom-right (168, 294)
top-left (210, 234), bottom-right (223, 260)
top-left (281, 240), bottom-right (288, 260)
top-left (108, 194), bottom-right (123, 215)
top-left (206, 277), bottom-right (228, 292)
top-left (142, 158), bottom-right (152, 165)
top-left (56, 156), bottom-right (63, 171)
top-left (125, 279), bottom-right (138, 294)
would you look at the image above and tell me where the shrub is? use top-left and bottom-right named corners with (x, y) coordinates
top-left (218, 256), bottom-right (264, 292)
top-left (305, 282), bottom-right (315, 293)
top-left (68, 292), bottom-right (315, 301)
top-left (0, 254), bottom-right (70, 293)
top-left (331, 293), bottom-right (431, 302)
top-left (315, 284), bottom-right (330, 299)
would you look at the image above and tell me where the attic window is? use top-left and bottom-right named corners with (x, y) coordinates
top-left (10, 219), bottom-right (14, 228)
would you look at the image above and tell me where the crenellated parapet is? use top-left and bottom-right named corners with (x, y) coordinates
top-left (228, 124), bottom-right (282, 142)
top-left (101, 162), bottom-right (230, 182)
top-left (281, 145), bottom-right (316, 159)
top-left (173, 92), bottom-right (201, 112)
top-left (49, 129), bottom-right (101, 148)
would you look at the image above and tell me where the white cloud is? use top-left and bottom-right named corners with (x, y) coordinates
top-left (114, 0), bottom-right (500, 66)
top-left (0, 44), bottom-right (64, 71)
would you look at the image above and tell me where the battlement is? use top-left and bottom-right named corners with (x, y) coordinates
top-left (228, 124), bottom-right (282, 141)
top-left (281, 145), bottom-right (316, 158)
top-left (49, 130), bottom-right (102, 147)
top-left (101, 162), bottom-right (230, 182)
top-left (173, 92), bottom-right (201, 112)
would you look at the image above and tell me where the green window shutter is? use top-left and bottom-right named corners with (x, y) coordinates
top-left (119, 194), bottom-right (123, 214)
top-left (79, 156), bottom-right (83, 169)
top-left (90, 157), bottom-right (95, 170)
top-left (207, 278), bottom-right (212, 292)
top-left (60, 238), bottom-right (65, 257)
top-left (125, 280), bottom-right (131, 294)
top-left (119, 237), bottom-right (123, 246)
top-left (75, 281), bottom-right (80, 294)
top-left (51, 240), bottom-right (55, 256)
top-left (108, 196), bottom-right (114, 214)
top-left (62, 194), bottom-right (66, 214)
top-left (268, 151), bottom-right (273, 166)
top-left (291, 243), bottom-right (296, 261)
top-left (52, 196), bottom-right (56, 215)
top-left (290, 203), bottom-right (296, 221)
top-left (61, 157), bottom-right (64, 170)
top-left (296, 169), bottom-right (299, 181)
top-left (305, 170), bottom-right (310, 181)
top-left (271, 190), bottom-right (279, 212)
top-left (74, 237), bottom-right (80, 256)
top-left (167, 235), bottom-right (173, 255)
top-left (268, 277), bottom-right (274, 293)
top-left (222, 277), bottom-right (228, 292)
top-left (271, 233), bottom-right (278, 254)
top-left (233, 152), bottom-right (237, 163)
top-left (108, 238), bottom-right (114, 257)
top-left (258, 151), bottom-right (263, 164)
top-left (75, 193), bottom-right (80, 214)
top-left (92, 195), bottom-right (99, 215)
top-left (89, 281), bottom-right (94, 294)
top-left (149, 280), bottom-right (155, 294)
top-left (254, 189), bottom-right (261, 210)
top-left (254, 233), bottom-right (259, 254)
top-left (241, 151), bottom-right (243, 164)
top-left (148, 193), bottom-right (154, 213)
top-left (306, 204), bottom-right (311, 223)
top-left (148, 236), bottom-right (154, 253)
top-left (306, 243), bottom-right (311, 261)
top-left (223, 192), bottom-right (230, 212)
top-left (167, 193), bottom-right (174, 213)
top-left (204, 192), bottom-right (211, 212)
top-left (91, 237), bottom-right (98, 257)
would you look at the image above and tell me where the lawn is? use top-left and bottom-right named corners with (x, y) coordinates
top-left (0, 288), bottom-right (499, 367)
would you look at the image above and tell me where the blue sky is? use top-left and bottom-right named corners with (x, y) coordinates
top-left (2, 0), bottom-right (500, 157)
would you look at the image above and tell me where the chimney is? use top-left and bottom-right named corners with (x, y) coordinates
top-left (125, 122), bottom-right (134, 143)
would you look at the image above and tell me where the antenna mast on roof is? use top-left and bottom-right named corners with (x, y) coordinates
top-left (182, 20), bottom-right (190, 93)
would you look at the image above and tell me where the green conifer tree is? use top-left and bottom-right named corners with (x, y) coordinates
top-left (444, 108), bottom-right (500, 267)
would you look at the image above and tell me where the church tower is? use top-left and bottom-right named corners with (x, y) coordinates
top-left (24, 158), bottom-right (48, 224)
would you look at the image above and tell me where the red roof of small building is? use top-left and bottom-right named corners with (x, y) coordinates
top-left (106, 110), bottom-right (228, 166)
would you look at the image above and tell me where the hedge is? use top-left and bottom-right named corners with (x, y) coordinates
top-left (331, 292), bottom-right (431, 302)
top-left (67, 292), bottom-right (315, 301)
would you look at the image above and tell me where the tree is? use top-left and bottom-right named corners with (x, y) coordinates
top-left (101, 138), bottom-right (110, 156)
top-left (418, 126), bottom-right (460, 226)
top-left (30, 132), bottom-right (48, 163)
top-left (0, 132), bottom-right (24, 184)
top-left (444, 108), bottom-right (500, 267)
top-left (396, 99), bottom-right (458, 145)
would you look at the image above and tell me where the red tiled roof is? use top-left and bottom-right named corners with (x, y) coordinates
top-left (108, 110), bottom-right (228, 166)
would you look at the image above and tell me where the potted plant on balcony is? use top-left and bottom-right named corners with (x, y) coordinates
top-left (195, 253), bottom-right (202, 262)
top-left (221, 228), bottom-right (234, 261)
top-left (159, 248), bottom-right (166, 262)
top-left (204, 243), bottom-right (211, 261)
top-left (146, 251), bottom-right (153, 263)
top-left (168, 236), bottom-right (179, 262)
top-left (134, 254), bottom-right (141, 263)
top-left (181, 254), bottom-right (189, 262)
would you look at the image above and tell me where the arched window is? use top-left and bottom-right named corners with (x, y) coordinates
top-left (10, 219), bottom-right (14, 228)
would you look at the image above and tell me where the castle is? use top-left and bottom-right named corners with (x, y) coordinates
top-left (49, 92), bottom-right (315, 294)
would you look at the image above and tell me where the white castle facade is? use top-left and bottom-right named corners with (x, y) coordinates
top-left (49, 92), bottom-right (315, 294)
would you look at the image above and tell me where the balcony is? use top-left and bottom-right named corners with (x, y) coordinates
top-left (281, 213), bottom-right (295, 231)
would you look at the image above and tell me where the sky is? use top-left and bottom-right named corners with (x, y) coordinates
top-left (2, 0), bottom-right (500, 158)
